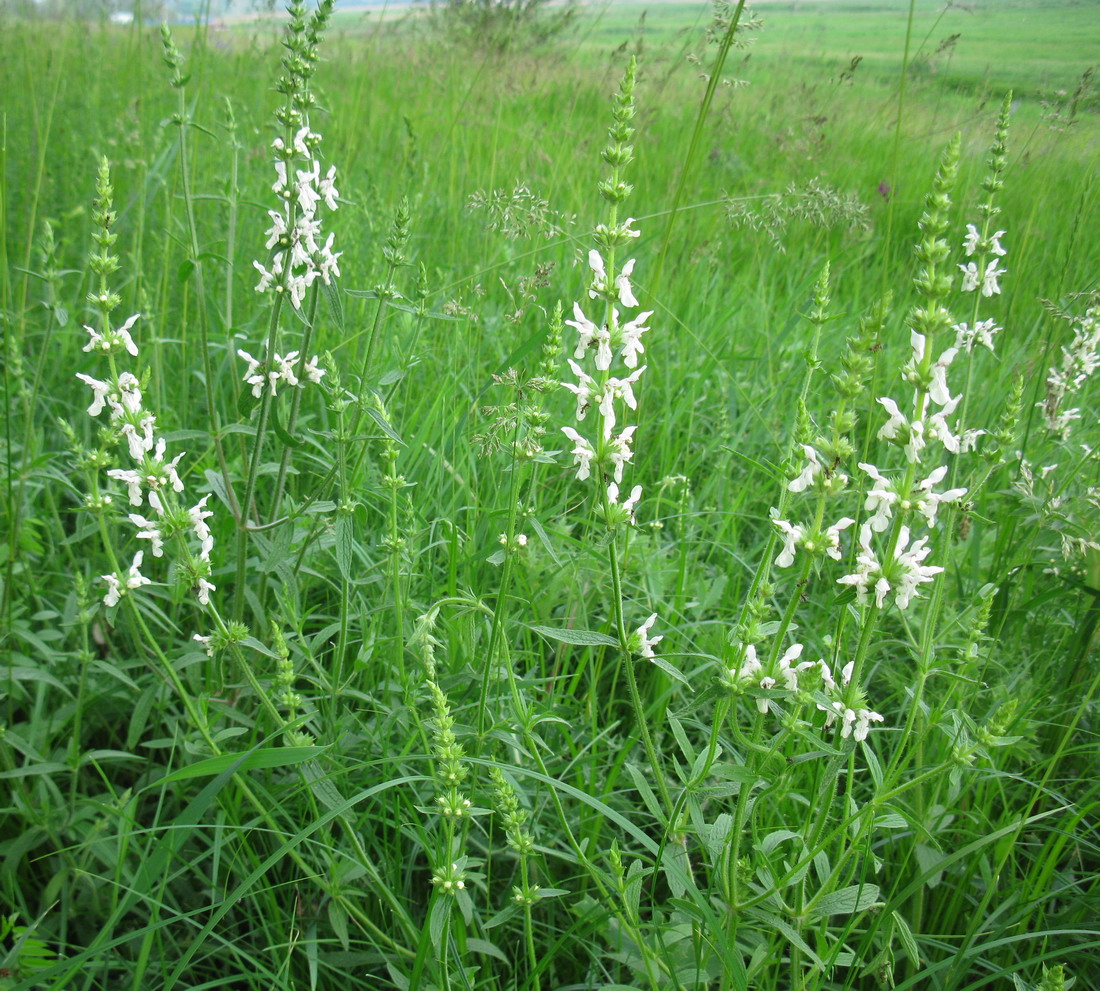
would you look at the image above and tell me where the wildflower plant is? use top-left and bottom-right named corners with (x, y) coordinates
top-left (556, 56), bottom-right (675, 816)
top-left (6, 6), bottom-right (1099, 989)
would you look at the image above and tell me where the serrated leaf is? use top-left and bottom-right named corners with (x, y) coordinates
top-left (891, 910), bottom-right (920, 966)
top-left (237, 386), bottom-right (258, 418)
top-left (271, 407), bottom-right (301, 449)
top-left (364, 405), bottom-right (405, 446)
top-left (322, 279), bottom-right (344, 333)
top-left (466, 938), bottom-right (509, 962)
top-left (241, 636), bottom-right (284, 659)
top-left (334, 512), bottom-right (354, 581)
top-left (808, 883), bottom-right (881, 918)
top-left (625, 763), bottom-right (664, 822)
top-left (428, 896), bottom-right (449, 950)
top-left (328, 901), bottom-right (350, 952)
top-left (530, 625), bottom-right (619, 647)
top-left (760, 829), bottom-right (803, 855)
top-left (649, 655), bottom-right (692, 689)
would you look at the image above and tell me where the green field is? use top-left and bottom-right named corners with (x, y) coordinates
top-left (1, 0), bottom-right (1098, 988)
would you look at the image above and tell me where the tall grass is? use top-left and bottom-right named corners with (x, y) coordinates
top-left (1, 1), bottom-right (1098, 989)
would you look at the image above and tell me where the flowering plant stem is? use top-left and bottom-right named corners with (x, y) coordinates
top-left (608, 529), bottom-right (673, 820)
top-left (270, 279), bottom-right (322, 517)
top-left (233, 288), bottom-right (285, 621)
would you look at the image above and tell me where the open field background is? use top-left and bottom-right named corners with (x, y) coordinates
top-left (1, 0), bottom-right (1098, 988)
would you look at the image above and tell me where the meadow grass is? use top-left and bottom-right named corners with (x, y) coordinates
top-left (1, 0), bottom-right (1098, 988)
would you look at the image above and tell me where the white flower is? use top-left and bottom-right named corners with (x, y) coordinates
top-left (587, 251), bottom-right (639, 307)
top-left (318, 165), bottom-right (339, 211)
top-left (927, 394), bottom-right (962, 454)
top-left (878, 398), bottom-right (929, 463)
top-left (115, 313), bottom-right (140, 356)
top-left (634, 613), bottom-right (663, 658)
top-left (837, 524), bottom-right (884, 606)
top-left (274, 351), bottom-right (301, 388)
top-left (607, 425), bottom-right (637, 484)
top-left (195, 576), bottom-right (216, 607)
top-left (616, 258), bottom-right (639, 307)
top-left (561, 359), bottom-right (596, 422)
top-left (82, 313), bottom-right (140, 357)
top-left (296, 162), bottom-right (321, 215)
top-left (894, 527), bottom-right (943, 608)
top-left (929, 346), bottom-right (959, 407)
top-left (859, 462), bottom-right (897, 532)
top-left (561, 426), bottom-right (596, 480)
top-left (773, 518), bottom-right (804, 568)
top-left (189, 494), bottom-right (215, 561)
top-left (108, 468), bottom-right (144, 506)
top-left (962, 223), bottom-right (982, 256)
top-left (76, 373), bottom-right (112, 416)
top-left (120, 414), bottom-right (156, 461)
top-left (775, 643), bottom-right (806, 691)
top-left (149, 439), bottom-right (185, 493)
top-left (129, 512), bottom-right (164, 557)
top-left (193, 633), bottom-right (214, 656)
top-left (102, 551), bottom-right (151, 607)
top-left (788, 445), bottom-right (821, 493)
top-left (953, 319), bottom-right (1000, 353)
top-left (959, 259), bottom-right (1006, 296)
top-left (824, 517), bottom-right (856, 559)
top-left (264, 209), bottom-right (288, 250)
top-left (287, 269), bottom-right (316, 310)
top-left (303, 355), bottom-right (326, 384)
top-left (877, 397), bottom-right (908, 442)
top-left (597, 367), bottom-right (646, 439)
top-left (841, 706), bottom-right (884, 742)
top-left (912, 466), bottom-right (967, 527)
top-left (966, 224), bottom-right (1007, 257)
top-left (272, 159), bottom-right (288, 195)
top-left (567, 302), bottom-right (610, 369)
top-left (292, 125), bottom-right (314, 156)
top-left (607, 481), bottom-right (643, 523)
top-left (618, 310), bottom-right (652, 369)
top-left (253, 254), bottom-right (283, 294)
top-left (319, 233), bottom-right (341, 284)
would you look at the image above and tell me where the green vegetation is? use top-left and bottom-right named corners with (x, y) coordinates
top-left (1, 1), bottom-right (1097, 988)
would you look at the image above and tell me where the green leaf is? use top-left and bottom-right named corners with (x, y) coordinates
top-left (158, 746), bottom-right (327, 783)
top-left (334, 512), bottom-right (354, 581)
top-left (322, 279), bottom-right (344, 333)
top-left (529, 625), bottom-right (619, 647)
top-left (649, 655), bottom-right (692, 689)
top-left (237, 385), bottom-right (258, 418)
top-left (364, 405), bottom-right (405, 446)
top-left (271, 407), bottom-right (301, 449)
top-left (428, 896), bottom-right (449, 950)
top-left (177, 259), bottom-right (194, 284)
top-left (808, 883), bottom-right (882, 918)
top-left (240, 636), bottom-right (284, 659)
top-left (328, 901), bottom-right (350, 952)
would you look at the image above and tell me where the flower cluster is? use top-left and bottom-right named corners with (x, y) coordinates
top-left (79, 315), bottom-right (219, 608)
top-left (251, 0), bottom-right (341, 313)
top-left (1040, 304), bottom-right (1100, 439)
top-left (76, 160), bottom-right (217, 610)
top-left (726, 643), bottom-right (884, 741)
top-left (236, 348), bottom-right (325, 398)
top-left (559, 59), bottom-right (668, 657)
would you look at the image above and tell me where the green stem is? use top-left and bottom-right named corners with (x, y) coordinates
top-left (233, 293), bottom-right (286, 621)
